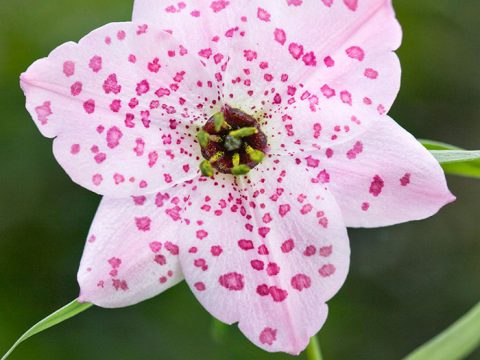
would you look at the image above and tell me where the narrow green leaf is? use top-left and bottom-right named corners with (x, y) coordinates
top-left (1, 300), bottom-right (92, 360)
top-left (419, 139), bottom-right (480, 179)
top-left (403, 301), bottom-right (480, 360)
top-left (429, 150), bottom-right (480, 164)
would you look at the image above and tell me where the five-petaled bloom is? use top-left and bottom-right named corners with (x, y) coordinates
top-left (20, 0), bottom-right (454, 354)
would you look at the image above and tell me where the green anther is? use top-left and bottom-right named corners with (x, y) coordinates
top-left (232, 153), bottom-right (240, 167)
top-left (213, 112), bottom-right (230, 132)
top-left (197, 130), bottom-right (210, 148)
top-left (245, 145), bottom-right (265, 163)
top-left (229, 127), bottom-right (258, 138)
top-left (209, 151), bottom-right (224, 163)
top-left (199, 160), bottom-right (214, 177)
top-left (231, 164), bottom-right (251, 175)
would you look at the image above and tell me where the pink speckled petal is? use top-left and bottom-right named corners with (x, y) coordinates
top-left (77, 185), bottom-right (192, 307)
top-left (21, 22), bottom-right (218, 197)
top-left (178, 158), bottom-right (350, 354)
top-left (133, 0), bottom-right (401, 115)
top-left (301, 116), bottom-right (455, 227)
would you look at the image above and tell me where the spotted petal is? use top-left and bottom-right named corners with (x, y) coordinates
top-left (300, 115), bottom-right (455, 227)
top-left (21, 22), bottom-right (218, 197)
top-left (133, 0), bottom-right (401, 124)
top-left (77, 186), bottom-right (192, 307)
top-left (177, 158), bottom-right (350, 354)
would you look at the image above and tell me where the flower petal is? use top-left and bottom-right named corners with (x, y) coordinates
top-left (177, 158), bottom-right (350, 354)
top-left (302, 116), bottom-right (455, 227)
top-left (21, 22), bottom-right (218, 197)
top-left (77, 186), bottom-right (192, 307)
top-left (133, 0), bottom-right (401, 114)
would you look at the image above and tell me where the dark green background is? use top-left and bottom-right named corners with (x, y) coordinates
top-left (1, 0), bottom-right (479, 359)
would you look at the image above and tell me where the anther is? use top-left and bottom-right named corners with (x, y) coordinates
top-left (231, 164), bottom-right (251, 175)
top-left (245, 145), bottom-right (265, 163)
top-left (229, 127), bottom-right (258, 138)
top-left (209, 151), bottom-right (224, 163)
top-left (197, 130), bottom-right (209, 148)
top-left (232, 153), bottom-right (240, 167)
top-left (199, 160), bottom-right (214, 177)
top-left (213, 112), bottom-right (230, 132)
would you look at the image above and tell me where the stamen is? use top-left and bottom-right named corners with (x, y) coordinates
top-left (232, 153), bottom-right (240, 167)
top-left (209, 151), bottom-right (224, 163)
top-left (197, 130), bottom-right (210, 148)
top-left (213, 112), bottom-right (230, 132)
top-left (231, 164), bottom-right (251, 175)
top-left (245, 145), bottom-right (265, 163)
top-left (199, 160), bottom-right (214, 177)
top-left (229, 127), bottom-right (258, 138)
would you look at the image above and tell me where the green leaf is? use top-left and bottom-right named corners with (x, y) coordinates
top-left (1, 300), bottom-right (93, 360)
top-left (402, 301), bottom-right (480, 360)
top-left (420, 139), bottom-right (480, 179)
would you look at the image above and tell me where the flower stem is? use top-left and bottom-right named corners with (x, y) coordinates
top-left (306, 335), bottom-right (323, 360)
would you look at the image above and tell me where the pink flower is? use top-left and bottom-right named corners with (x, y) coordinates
top-left (20, 0), bottom-right (454, 355)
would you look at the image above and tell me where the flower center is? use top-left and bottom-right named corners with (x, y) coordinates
top-left (197, 105), bottom-right (267, 176)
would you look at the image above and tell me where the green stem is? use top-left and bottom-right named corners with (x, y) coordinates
top-left (1, 300), bottom-right (92, 360)
top-left (305, 335), bottom-right (323, 360)
top-left (402, 301), bottom-right (480, 360)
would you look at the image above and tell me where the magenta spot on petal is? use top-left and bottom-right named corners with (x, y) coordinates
top-left (63, 61), bottom-right (75, 77)
top-left (258, 227), bottom-right (270, 238)
top-left (281, 239), bottom-right (294, 253)
top-left (106, 126), bottom-right (123, 149)
top-left (210, 245), bottom-right (223, 256)
top-left (219, 272), bottom-right (244, 291)
top-left (154, 254), bottom-right (167, 265)
top-left (369, 175), bottom-right (384, 197)
top-left (70, 81), bottom-right (82, 96)
top-left (210, 0), bottom-right (229, 13)
top-left (319, 245), bottom-right (333, 257)
top-left (364, 68), bottom-right (379, 79)
top-left (346, 46), bottom-right (365, 61)
top-left (288, 42), bottom-right (304, 60)
top-left (92, 173), bottom-right (103, 186)
top-left (291, 274), bottom-right (312, 291)
top-left (89, 55), bottom-right (102, 72)
top-left (135, 216), bottom-right (151, 232)
top-left (35, 101), bottom-right (52, 125)
top-left (343, 0), bottom-right (358, 11)
top-left (196, 230), bottom-right (208, 240)
top-left (269, 286), bottom-right (288, 302)
top-left (279, 204), bottom-right (291, 217)
top-left (194, 282), bottom-right (206, 291)
top-left (319, 264), bottom-right (336, 277)
top-left (400, 173), bottom-right (411, 186)
top-left (251, 259), bottom-right (265, 271)
top-left (238, 239), bottom-right (254, 250)
top-left (70, 144), bottom-right (80, 155)
top-left (149, 241), bottom-right (162, 253)
top-left (257, 7), bottom-right (271, 21)
top-left (274, 28), bottom-right (286, 45)
top-left (266, 263), bottom-right (280, 276)
top-left (83, 99), bottom-right (95, 114)
top-left (259, 327), bottom-right (277, 345)
top-left (256, 284), bottom-right (270, 296)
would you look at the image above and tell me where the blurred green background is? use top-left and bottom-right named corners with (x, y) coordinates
top-left (0, 0), bottom-right (479, 359)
